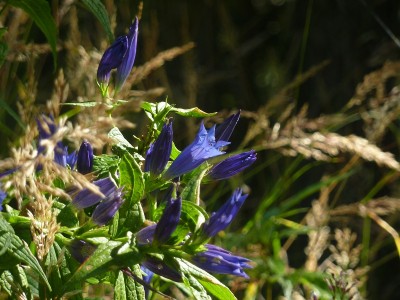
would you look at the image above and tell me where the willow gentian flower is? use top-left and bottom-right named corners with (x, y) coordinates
top-left (37, 115), bottom-right (76, 168)
top-left (164, 123), bottom-right (229, 179)
top-left (144, 122), bottom-right (173, 176)
top-left (153, 197), bottom-right (182, 244)
top-left (77, 140), bottom-right (94, 174)
top-left (208, 150), bottom-right (257, 181)
top-left (141, 256), bottom-right (182, 282)
top-left (92, 188), bottom-right (124, 226)
top-left (71, 177), bottom-right (117, 209)
top-left (215, 111), bottom-right (240, 142)
top-left (97, 17), bottom-right (139, 92)
top-left (201, 188), bottom-right (248, 238)
top-left (0, 187), bottom-right (6, 211)
top-left (192, 244), bottom-right (251, 278)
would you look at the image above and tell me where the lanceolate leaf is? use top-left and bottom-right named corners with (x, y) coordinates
top-left (114, 267), bottom-right (145, 300)
top-left (177, 259), bottom-right (236, 300)
top-left (63, 241), bottom-right (141, 293)
top-left (80, 0), bottom-right (114, 43)
top-left (0, 218), bottom-right (51, 291)
top-left (7, 0), bottom-right (57, 66)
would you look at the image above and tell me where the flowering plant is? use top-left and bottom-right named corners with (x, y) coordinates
top-left (0, 17), bottom-right (256, 300)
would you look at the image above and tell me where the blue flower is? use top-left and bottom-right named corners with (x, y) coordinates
top-left (207, 150), bottom-right (257, 181)
top-left (153, 197), bottom-right (182, 244)
top-left (192, 244), bottom-right (251, 278)
top-left (115, 17), bottom-right (139, 91)
top-left (36, 115), bottom-right (76, 168)
top-left (215, 111), bottom-right (240, 142)
top-left (0, 186), bottom-right (6, 211)
top-left (97, 17), bottom-right (138, 92)
top-left (92, 188), bottom-right (124, 226)
top-left (144, 122), bottom-right (173, 176)
top-left (141, 256), bottom-right (182, 282)
top-left (77, 140), bottom-right (94, 174)
top-left (164, 123), bottom-right (229, 179)
top-left (97, 36), bottom-right (128, 85)
top-left (71, 177), bottom-right (117, 209)
top-left (201, 188), bottom-right (248, 238)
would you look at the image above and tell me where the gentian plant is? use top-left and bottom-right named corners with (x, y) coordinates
top-left (0, 16), bottom-right (257, 300)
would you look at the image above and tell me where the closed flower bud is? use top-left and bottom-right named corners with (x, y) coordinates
top-left (77, 140), bottom-right (94, 174)
top-left (201, 188), bottom-right (248, 238)
top-left (97, 17), bottom-right (138, 92)
top-left (115, 17), bottom-right (139, 91)
top-left (153, 197), bottom-right (182, 244)
top-left (144, 122), bottom-right (173, 176)
top-left (97, 36), bottom-right (128, 85)
top-left (208, 150), bottom-right (257, 181)
top-left (192, 244), bottom-right (251, 278)
top-left (71, 177), bottom-right (117, 209)
top-left (92, 188), bottom-right (124, 226)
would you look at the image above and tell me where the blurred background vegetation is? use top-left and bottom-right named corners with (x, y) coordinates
top-left (1, 0), bottom-right (400, 299)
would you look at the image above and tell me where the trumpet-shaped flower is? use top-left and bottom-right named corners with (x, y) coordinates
top-left (215, 111), bottom-right (240, 142)
top-left (141, 256), bottom-right (182, 282)
top-left (71, 177), bottom-right (117, 209)
top-left (36, 115), bottom-right (76, 168)
top-left (192, 244), bottom-right (251, 278)
top-left (144, 122), bottom-right (173, 176)
top-left (92, 188), bottom-right (124, 226)
top-left (208, 150), bottom-right (257, 181)
top-left (0, 187), bottom-right (6, 211)
top-left (164, 123), bottom-right (229, 179)
top-left (77, 140), bottom-right (94, 174)
top-left (153, 197), bottom-right (182, 244)
top-left (97, 17), bottom-right (139, 92)
top-left (201, 188), bottom-right (248, 238)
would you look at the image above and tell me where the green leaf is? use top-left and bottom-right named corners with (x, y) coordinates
top-left (93, 154), bottom-right (120, 178)
top-left (0, 218), bottom-right (51, 291)
top-left (118, 152), bottom-right (145, 233)
top-left (177, 259), bottom-right (236, 300)
top-left (109, 127), bottom-right (135, 151)
top-left (141, 101), bottom-right (216, 121)
top-left (181, 200), bottom-right (208, 233)
top-left (181, 164), bottom-right (210, 204)
top-left (114, 267), bottom-right (145, 300)
top-left (7, 0), bottom-right (58, 67)
top-left (171, 106), bottom-right (217, 118)
top-left (80, 0), bottom-right (114, 43)
top-left (64, 241), bottom-right (141, 293)
top-left (62, 101), bottom-right (99, 107)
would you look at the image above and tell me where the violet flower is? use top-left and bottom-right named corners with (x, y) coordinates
top-left (144, 122), bottom-right (173, 176)
top-left (97, 17), bottom-right (138, 92)
top-left (71, 177), bottom-right (117, 209)
top-left (208, 150), bottom-right (257, 181)
top-left (153, 197), bottom-right (182, 244)
top-left (164, 123), bottom-right (229, 179)
top-left (0, 187), bottom-right (6, 211)
top-left (192, 244), bottom-right (251, 278)
top-left (77, 140), bottom-right (94, 174)
top-left (215, 111), bottom-right (240, 142)
top-left (201, 188), bottom-right (248, 238)
top-left (92, 188), bottom-right (124, 226)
